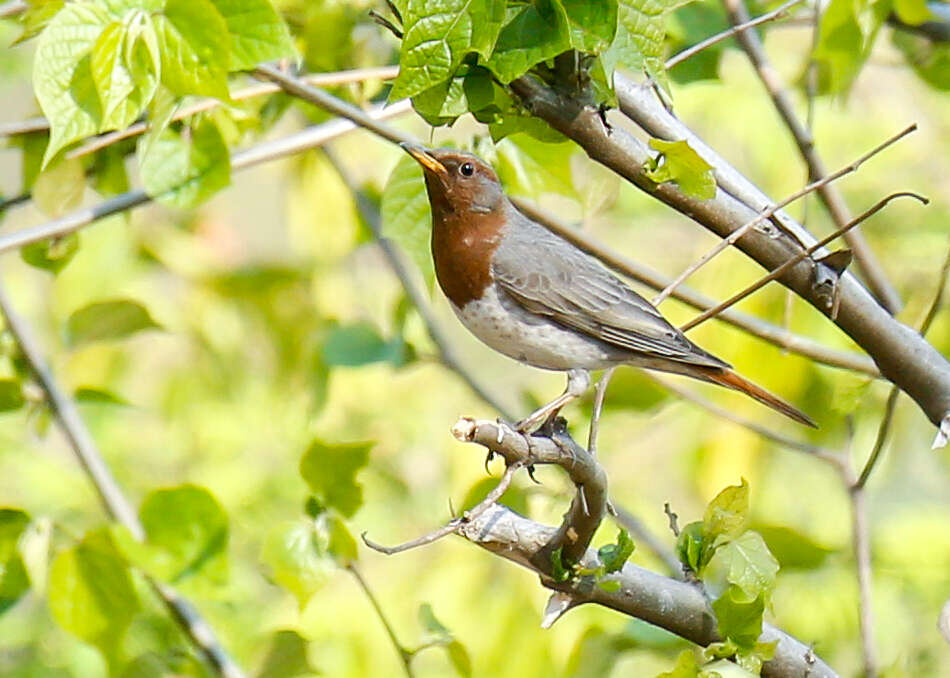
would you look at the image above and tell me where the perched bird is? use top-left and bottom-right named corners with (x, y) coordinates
top-left (400, 142), bottom-right (815, 430)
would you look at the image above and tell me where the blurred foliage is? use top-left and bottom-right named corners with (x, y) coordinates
top-left (0, 1), bottom-right (950, 678)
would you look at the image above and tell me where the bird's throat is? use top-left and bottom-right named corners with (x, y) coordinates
top-left (430, 208), bottom-right (505, 308)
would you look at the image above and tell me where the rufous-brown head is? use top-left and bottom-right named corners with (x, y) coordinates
top-left (399, 143), bottom-right (509, 307)
top-left (399, 143), bottom-right (506, 221)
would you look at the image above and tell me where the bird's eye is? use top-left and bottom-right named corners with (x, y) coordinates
top-left (459, 162), bottom-right (475, 177)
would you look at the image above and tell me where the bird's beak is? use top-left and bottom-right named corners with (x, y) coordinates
top-left (399, 142), bottom-right (447, 178)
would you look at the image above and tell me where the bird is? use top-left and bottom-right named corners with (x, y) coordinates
top-left (399, 142), bottom-right (815, 431)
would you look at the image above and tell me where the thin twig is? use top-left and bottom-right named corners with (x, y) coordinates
top-left (322, 149), bottom-right (514, 419)
top-left (587, 367), bottom-right (614, 455)
top-left (0, 278), bottom-right (247, 678)
top-left (722, 0), bottom-right (904, 313)
top-left (64, 67), bottom-right (399, 159)
top-left (610, 503), bottom-right (681, 575)
top-left (848, 477), bottom-right (877, 678)
top-left (348, 563), bottom-right (414, 677)
top-left (652, 124), bottom-right (916, 306)
top-left (512, 198), bottom-right (878, 376)
top-left (0, 101), bottom-right (411, 256)
top-left (0, 0), bottom-right (26, 20)
top-left (362, 461), bottom-right (524, 555)
top-left (681, 192), bottom-right (928, 332)
top-left (664, 0), bottom-right (804, 70)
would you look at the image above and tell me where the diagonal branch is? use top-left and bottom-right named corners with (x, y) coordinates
top-left (0, 279), bottom-right (246, 678)
top-left (509, 73), bottom-right (950, 432)
top-left (721, 0), bottom-right (903, 313)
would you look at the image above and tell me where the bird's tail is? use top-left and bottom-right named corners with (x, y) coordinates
top-left (696, 367), bottom-right (816, 428)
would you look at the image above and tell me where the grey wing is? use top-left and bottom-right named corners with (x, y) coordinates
top-left (491, 213), bottom-right (729, 369)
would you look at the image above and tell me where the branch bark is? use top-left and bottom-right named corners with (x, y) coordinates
top-left (510, 74), bottom-right (950, 432)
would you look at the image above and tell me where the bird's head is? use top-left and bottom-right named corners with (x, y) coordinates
top-left (399, 143), bottom-right (506, 220)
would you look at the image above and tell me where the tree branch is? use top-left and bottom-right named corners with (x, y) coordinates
top-left (721, 0), bottom-right (904, 313)
top-left (510, 74), bottom-right (950, 432)
top-left (0, 279), bottom-right (247, 678)
top-left (458, 504), bottom-right (838, 678)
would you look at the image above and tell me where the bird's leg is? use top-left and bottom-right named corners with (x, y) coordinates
top-left (515, 369), bottom-right (591, 433)
top-left (588, 367), bottom-right (615, 456)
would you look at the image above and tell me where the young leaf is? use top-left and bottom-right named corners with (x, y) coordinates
top-left (656, 649), bottom-right (702, 678)
top-left (602, 0), bottom-right (670, 84)
top-left (75, 387), bottom-right (130, 406)
top-left (323, 513), bottom-right (358, 565)
top-left (47, 529), bottom-right (140, 646)
top-left (33, 2), bottom-right (111, 164)
top-left (711, 585), bottom-right (765, 651)
top-left (209, 0), bottom-right (295, 70)
top-left (0, 380), bottom-right (26, 413)
top-left (381, 155), bottom-right (435, 289)
top-left (299, 440), bottom-right (372, 518)
top-left (256, 629), bottom-right (318, 678)
top-left (702, 478), bottom-right (749, 540)
top-left (139, 118), bottom-right (231, 208)
top-left (261, 520), bottom-right (334, 608)
top-left (21, 234), bottom-right (80, 275)
top-left (560, 0), bottom-right (618, 54)
top-left (0, 509), bottom-right (31, 614)
top-left (599, 529), bottom-right (635, 573)
top-left (446, 639), bottom-right (472, 678)
top-left (155, 0), bottom-right (230, 99)
top-left (32, 155), bottom-right (85, 218)
top-left (717, 531), bottom-right (779, 600)
top-left (645, 138), bottom-right (716, 200)
top-left (419, 602), bottom-right (452, 641)
top-left (139, 484), bottom-right (229, 584)
top-left (391, 0), bottom-right (505, 100)
top-left (675, 520), bottom-right (708, 572)
top-left (487, 1), bottom-right (572, 84)
top-left (66, 299), bottom-right (161, 346)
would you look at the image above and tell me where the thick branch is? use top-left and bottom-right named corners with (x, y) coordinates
top-left (458, 504), bottom-right (837, 678)
top-left (510, 75), bottom-right (950, 430)
top-left (722, 0), bottom-right (903, 313)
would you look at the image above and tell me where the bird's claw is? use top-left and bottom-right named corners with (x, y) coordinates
top-left (483, 449), bottom-right (495, 474)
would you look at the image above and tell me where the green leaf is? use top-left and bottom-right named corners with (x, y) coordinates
top-left (14, 0), bottom-right (65, 44)
top-left (256, 629), bottom-right (318, 678)
top-left (209, 0), bottom-right (295, 70)
top-left (712, 585), bottom-right (765, 651)
top-left (0, 508), bottom-right (31, 614)
top-left (381, 155), bottom-right (435, 290)
top-left (261, 520), bottom-right (333, 608)
top-left (598, 529), bottom-right (635, 573)
top-left (139, 485), bottom-right (229, 584)
top-left (324, 513), bottom-right (358, 565)
top-left (139, 118), bottom-right (231, 208)
top-left (22, 234), bottom-right (81, 274)
top-left (75, 387), bottom-right (130, 406)
top-left (299, 439), bottom-right (371, 518)
top-left (446, 640), bottom-right (472, 678)
top-left (753, 524), bottom-right (831, 570)
top-left (716, 531), bottom-right (778, 600)
top-left (602, 0), bottom-right (670, 85)
top-left (33, 1), bottom-right (111, 164)
top-left (495, 134), bottom-right (577, 198)
top-left (550, 546), bottom-right (571, 582)
top-left (90, 16), bottom-right (159, 131)
top-left (645, 138), bottom-right (716, 200)
top-left (0, 380), bottom-right (26, 413)
top-left (391, 0), bottom-right (505, 100)
top-left (893, 0), bottom-right (933, 26)
top-left (702, 478), bottom-right (749, 540)
top-left (657, 649), bottom-right (702, 678)
top-left (48, 529), bottom-right (140, 646)
top-left (32, 156), bottom-right (85, 217)
top-left (156, 0), bottom-right (230, 99)
top-left (419, 602), bottom-right (452, 640)
top-left (322, 323), bottom-right (411, 368)
top-left (487, 1), bottom-right (571, 83)
top-left (810, 0), bottom-right (886, 95)
top-left (675, 520), bottom-right (710, 572)
top-left (66, 299), bottom-right (161, 346)
top-left (560, 0), bottom-right (618, 54)
top-left (893, 29), bottom-right (950, 91)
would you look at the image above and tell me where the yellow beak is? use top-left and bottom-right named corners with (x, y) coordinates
top-left (399, 142), bottom-right (447, 177)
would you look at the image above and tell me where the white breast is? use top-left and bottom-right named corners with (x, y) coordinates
top-left (452, 284), bottom-right (620, 371)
